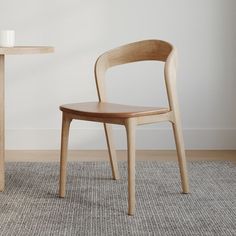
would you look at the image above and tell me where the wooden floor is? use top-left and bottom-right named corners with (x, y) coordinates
top-left (5, 150), bottom-right (236, 163)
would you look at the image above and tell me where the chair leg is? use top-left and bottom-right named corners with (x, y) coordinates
top-left (172, 119), bottom-right (189, 193)
top-left (59, 113), bottom-right (72, 198)
top-left (125, 118), bottom-right (136, 215)
top-left (104, 123), bottom-right (120, 180)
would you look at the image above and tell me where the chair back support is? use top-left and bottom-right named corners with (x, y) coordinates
top-left (94, 39), bottom-right (177, 111)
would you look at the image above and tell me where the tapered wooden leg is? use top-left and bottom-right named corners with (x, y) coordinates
top-left (104, 123), bottom-right (120, 180)
top-left (59, 113), bottom-right (72, 197)
top-left (125, 118), bottom-right (136, 215)
top-left (172, 119), bottom-right (189, 193)
top-left (0, 55), bottom-right (5, 192)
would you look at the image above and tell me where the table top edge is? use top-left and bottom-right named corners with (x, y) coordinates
top-left (0, 46), bottom-right (54, 55)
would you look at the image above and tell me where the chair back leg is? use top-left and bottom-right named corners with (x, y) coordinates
top-left (172, 120), bottom-right (189, 193)
top-left (59, 113), bottom-right (72, 197)
top-left (104, 123), bottom-right (120, 180)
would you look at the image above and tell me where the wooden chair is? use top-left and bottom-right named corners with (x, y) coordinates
top-left (59, 39), bottom-right (189, 215)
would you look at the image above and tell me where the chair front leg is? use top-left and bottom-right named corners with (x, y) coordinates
top-left (172, 118), bottom-right (189, 193)
top-left (125, 118), bottom-right (136, 215)
top-left (104, 123), bottom-right (120, 180)
top-left (59, 113), bottom-right (72, 198)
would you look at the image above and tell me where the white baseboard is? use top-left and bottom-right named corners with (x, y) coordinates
top-left (5, 128), bottom-right (236, 150)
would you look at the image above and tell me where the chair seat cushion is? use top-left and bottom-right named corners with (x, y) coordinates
top-left (60, 102), bottom-right (169, 118)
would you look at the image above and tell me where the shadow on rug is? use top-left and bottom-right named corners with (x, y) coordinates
top-left (0, 161), bottom-right (235, 236)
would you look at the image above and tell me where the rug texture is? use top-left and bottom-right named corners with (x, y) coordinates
top-left (0, 161), bottom-right (235, 236)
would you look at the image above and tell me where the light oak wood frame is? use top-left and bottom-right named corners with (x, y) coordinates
top-left (59, 40), bottom-right (189, 215)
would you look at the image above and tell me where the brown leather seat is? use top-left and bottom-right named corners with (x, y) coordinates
top-left (60, 102), bottom-right (169, 119)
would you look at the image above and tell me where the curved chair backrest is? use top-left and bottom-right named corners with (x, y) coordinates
top-left (94, 40), bottom-right (177, 110)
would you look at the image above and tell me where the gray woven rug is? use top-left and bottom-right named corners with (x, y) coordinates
top-left (0, 161), bottom-right (235, 236)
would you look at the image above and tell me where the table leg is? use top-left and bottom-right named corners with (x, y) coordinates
top-left (0, 55), bottom-right (5, 191)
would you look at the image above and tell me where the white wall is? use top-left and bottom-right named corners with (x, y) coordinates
top-left (0, 0), bottom-right (236, 150)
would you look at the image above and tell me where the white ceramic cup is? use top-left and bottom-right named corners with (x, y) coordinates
top-left (0, 30), bottom-right (15, 47)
